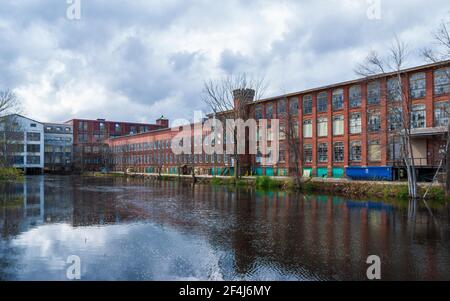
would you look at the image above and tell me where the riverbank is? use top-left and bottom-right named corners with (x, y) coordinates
top-left (103, 172), bottom-right (449, 203)
top-left (0, 168), bottom-right (24, 182)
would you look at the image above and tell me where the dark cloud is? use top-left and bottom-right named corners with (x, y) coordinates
top-left (0, 0), bottom-right (448, 124)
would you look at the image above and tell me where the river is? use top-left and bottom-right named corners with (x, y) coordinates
top-left (0, 176), bottom-right (448, 280)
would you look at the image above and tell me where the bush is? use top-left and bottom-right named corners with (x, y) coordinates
top-left (424, 187), bottom-right (446, 203)
top-left (0, 168), bottom-right (24, 182)
top-left (210, 177), bottom-right (223, 186)
top-left (395, 185), bottom-right (410, 201)
top-left (255, 176), bottom-right (281, 190)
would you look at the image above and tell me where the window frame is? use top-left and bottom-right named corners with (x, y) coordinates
top-left (349, 85), bottom-right (362, 108)
top-left (332, 88), bottom-right (344, 111)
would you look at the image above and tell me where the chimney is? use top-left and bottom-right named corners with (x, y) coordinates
top-left (233, 89), bottom-right (255, 109)
top-left (156, 115), bottom-right (169, 128)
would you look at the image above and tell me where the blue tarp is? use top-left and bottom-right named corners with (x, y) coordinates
top-left (346, 166), bottom-right (394, 181)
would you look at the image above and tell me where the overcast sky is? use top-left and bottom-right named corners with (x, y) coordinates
top-left (0, 0), bottom-right (449, 124)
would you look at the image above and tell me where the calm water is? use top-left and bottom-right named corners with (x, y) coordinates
top-left (0, 176), bottom-right (449, 281)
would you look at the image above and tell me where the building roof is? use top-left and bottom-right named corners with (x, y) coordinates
top-left (0, 113), bottom-right (44, 125)
top-left (64, 118), bottom-right (165, 127)
top-left (253, 60), bottom-right (450, 104)
top-left (44, 122), bottom-right (73, 127)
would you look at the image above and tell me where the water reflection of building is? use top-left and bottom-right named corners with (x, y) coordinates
top-left (22, 177), bottom-right (45, 229)
top-left (0, 177), bottom-right (145, 239)
top-left (145, 182), bottom-right (449, 281)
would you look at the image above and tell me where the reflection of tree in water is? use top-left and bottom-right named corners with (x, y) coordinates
top-left (0, 182), bottom-right (30, 280)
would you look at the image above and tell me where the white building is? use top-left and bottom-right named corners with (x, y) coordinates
top-left (0, 114), bottom-right (45, 173)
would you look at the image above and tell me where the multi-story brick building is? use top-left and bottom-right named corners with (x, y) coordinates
top-left (108, 61), bottom-right (450, 181)
top-left (109, 122), bottom-right (236, 176)
top-left (66, 116), bottom-right (169, 171)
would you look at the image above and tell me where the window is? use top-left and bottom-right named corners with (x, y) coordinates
top-left (303, 95), bottom-right (313, 115)
top-left (26, 132), bottom-right (41, 141)
top-left (12, 156), bottom-right (24, 165)
top-left (279, 124), bottom-right (286, 140)
top-left (350, 141), bottom-right (362, 162)
top-left (435, 101), bottom-right (450, 127)
top-left (387, 78), bottom-right (401, 102)
top-left (349, 113), bottom-right (361, 134)
top-left (26, 144), bottom-right (40, 153)
top-left (388, 136), bottom-right (402, 162)
top-left (368, 111), bottom-right (381, 132)
top-left (255, 105), bottom-right (263, 120)
top-left (411, 104), bottom-right (426, 129)
top-left (289, 97), bottom-right (299, 115)
top-left (332, 89), bottom-right (344, 111)
top-left (30, 123), bottom-right (37, 128)
top-left (434, 68), bottom-right (450, 95)
top-left (279, 144), bottom-right (286, 163)
top-left (318, 143), bottom-right (328, 163)
top-left (266, 103), bottom-right (273, 119)
top-left (317, 92), bottom-right (328, 113)
top-left (26, 156), bottom-right (41, 165)
top-left (317, 117), bottom-right (328, 137)
top-left (367, 81), bottom-right (381, 105)
top-left (333, 115), bottom-right (344, 136)
top-left (7, 144), bottom-right (24, 153)
top-left (349, 85), bottom-right (361, 108)
top-left (333, 142), bottom-right (344, 162)
top-left (78, 121), bottom-right (88, 131)
top-left (303, 144), bottom-right (313, 163)
top-left (368, 140), bottom-right (381, 162)
top-left (410, 72), bottom-right (426, 99)
top-left (115, 123), bottom-right (121, 134)
top-left (292, 121), bottom-right (299, 138)
top-left (388, 107), bottom-right (403, 131)
top-left (277, 99), bottom-right (286, 116)
top-left (303, 119), bottom-right (312, 138)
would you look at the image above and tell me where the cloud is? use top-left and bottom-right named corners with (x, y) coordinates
top-left (0, 0), bottom-right (448, 124)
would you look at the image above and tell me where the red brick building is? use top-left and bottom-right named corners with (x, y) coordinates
top-left (108, 61), bottom-right (450, 181)
top-left (109, 122), bottom-right (236, 176)
top-left (66, 116), bottom-right (169, 171)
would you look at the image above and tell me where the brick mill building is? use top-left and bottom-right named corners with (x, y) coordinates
top-left (108, 60), bottom-right (450, 181)
top-left (65, 117), bottom-right (169, 171)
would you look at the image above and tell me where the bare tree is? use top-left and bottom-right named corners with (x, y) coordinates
top-left (422, 16), bottom-right (450, 197)
top-left (0, 90), bottom-right (23, 168)
top-left (0, 90), bottom-right (21, 117)
top-left (278, 97), bottom-right (302, 187)
top-left (356, 37), bottom-right (419, 198)
top-left (202, 74), bottom-right (266, 179)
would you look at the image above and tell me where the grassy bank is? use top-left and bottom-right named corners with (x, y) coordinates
top-left (300, 179), bottom-right (448, 203)
top-left (0, 168), bottom-right (24, 182)
top-left (107, 172), bottom-right (449, 203)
